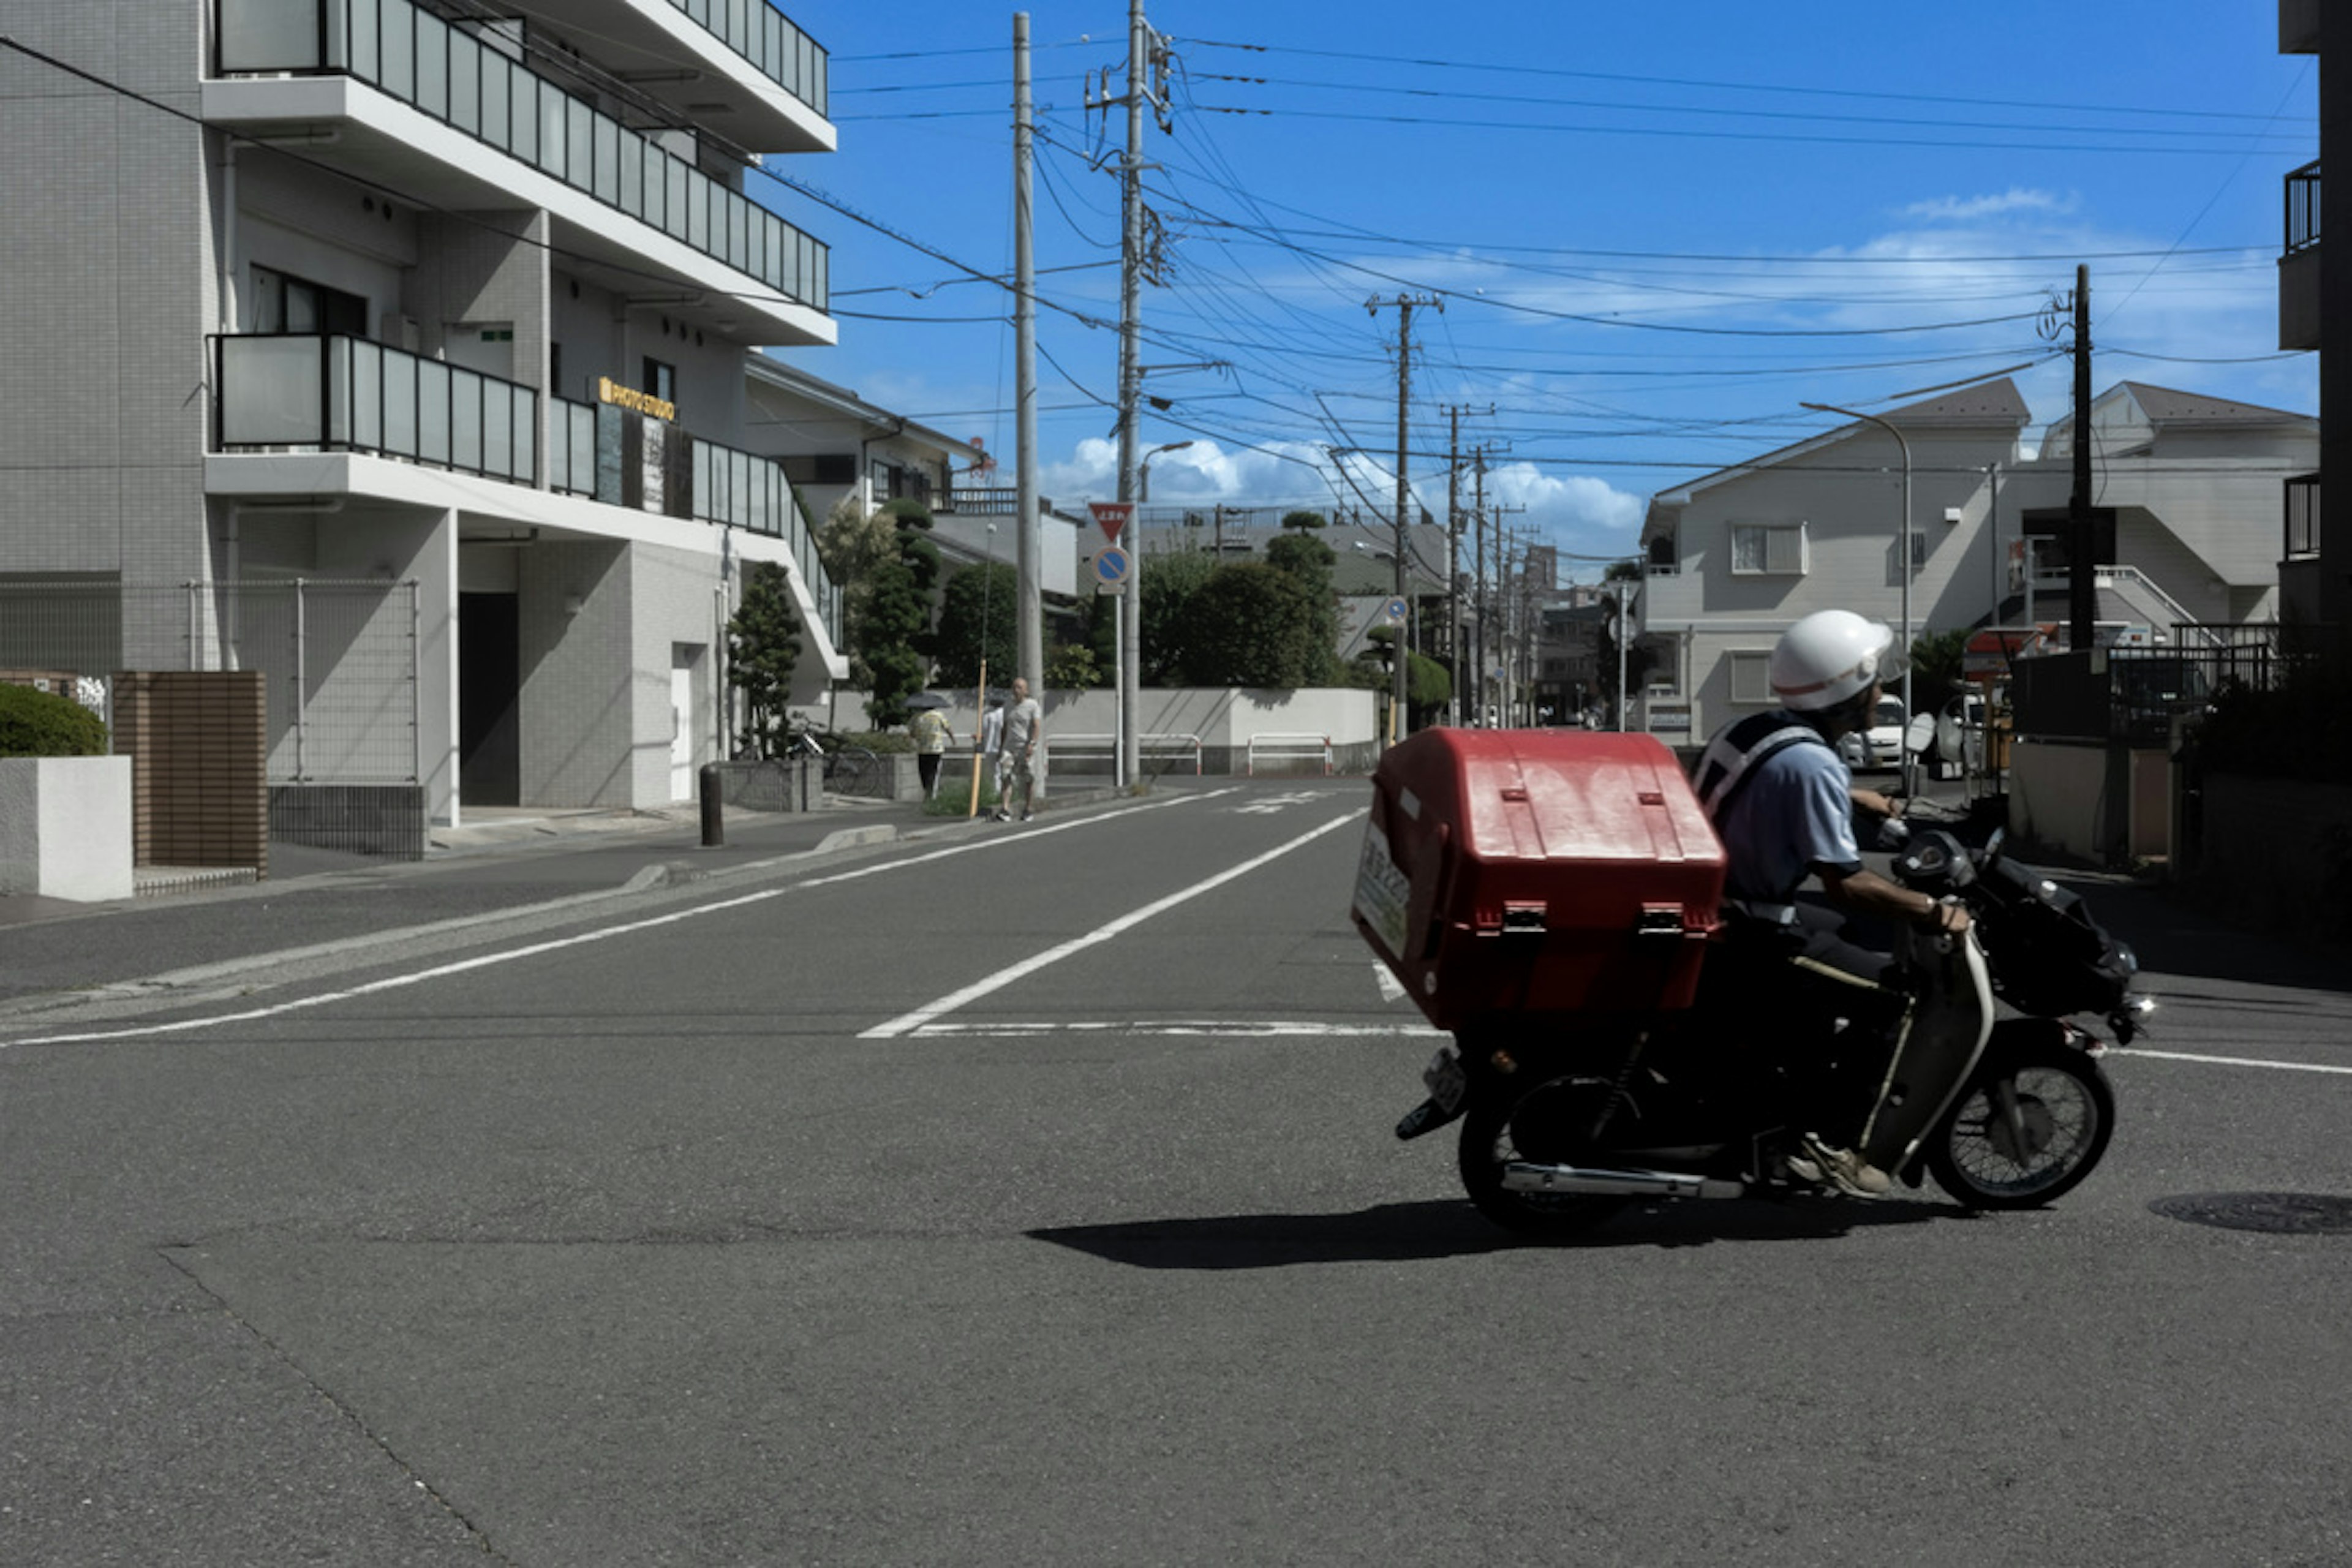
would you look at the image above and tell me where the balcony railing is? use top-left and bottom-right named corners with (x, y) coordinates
top-left (214, 332), bottom-right (538, 484)
top-left (2286, 158), bottom-right (2321, 256)
top-left (214, 0), bottom-right (828, 314)
top-left (549, 396), bottom-right (840, 643)
top-left (665, 0), bottom-right (827, 117)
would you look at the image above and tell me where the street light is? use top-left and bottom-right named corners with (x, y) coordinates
top-left (1139, 440), bottom-right (1193, 506)
top-left (1801, 400), bottom-right (1915, 797)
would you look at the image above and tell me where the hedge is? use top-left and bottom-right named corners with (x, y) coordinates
top-left (0, 684), bottom-right (108, 758)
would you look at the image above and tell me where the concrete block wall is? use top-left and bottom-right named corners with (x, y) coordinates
top-left (113, 669), bottom-right (268, 870)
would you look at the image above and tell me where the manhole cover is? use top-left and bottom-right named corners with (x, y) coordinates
top-left (2149, 1193), bottom-right (2352, 1235)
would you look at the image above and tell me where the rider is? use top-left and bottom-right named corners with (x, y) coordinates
top-left (1691, 608), bottom-right (1971, 1198)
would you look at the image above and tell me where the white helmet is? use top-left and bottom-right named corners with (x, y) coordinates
top-left (1770, 609), bottom-right (1901, 712)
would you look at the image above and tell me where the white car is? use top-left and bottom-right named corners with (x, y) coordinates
top-left (1838, 694), bottom-right (1908, 771)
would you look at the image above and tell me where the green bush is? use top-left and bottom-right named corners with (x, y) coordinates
top-left (0, 684), bottom-right (107, 757)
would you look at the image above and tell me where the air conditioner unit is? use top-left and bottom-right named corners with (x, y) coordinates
top-left (1943, 507), bottom-right (1964, 525)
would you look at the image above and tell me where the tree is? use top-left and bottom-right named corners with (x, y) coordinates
top-left (814, 497), bottom-right (897, 692)
top-left (1280, 509), bottom-right (1328, 530)
top-left (1264, 532), bottom-right (1340, 684)
top-left (932, 562), bottom-right (1016, 689)
top-left (1174, 562), bottom-right (1328, 687)
top-left (861, 513), bottom-right (942, 729)
top-left (725, 562), bottom-right (802, 758)
top-left (1908, 627), bottom-right (1967, 717)
top-left (1139, 547), bottom-right (1218, 685)
top-left (1044, 641), bottom-right (1101, 689)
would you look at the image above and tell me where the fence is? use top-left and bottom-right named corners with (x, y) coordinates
top-left (1043, 732), bottom-right (1204, 776)
top-left (0, 579), bottom-right (419, 785)
top-left (1245, 733), bottom-right (1333, 776)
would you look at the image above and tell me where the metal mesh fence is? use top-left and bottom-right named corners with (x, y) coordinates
top-left (0, 579), bottom-right (418, 783)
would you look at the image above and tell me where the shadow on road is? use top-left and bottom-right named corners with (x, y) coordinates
top-left (1030, 1193), bottom-right (1960, 1269)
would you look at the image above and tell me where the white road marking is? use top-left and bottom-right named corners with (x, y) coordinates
top-left (1371, 963), bottom-right (1408, 1004)
top-left (861, 813), bottom-right (1362, 1039)
top-left (2114, 1047), bottom-right (2352, 1077)
top-left (4, 793), bottom-right (1227, 1047)
top-left (1235, 791), bottom-right (1328, 816)
top-left (900, 1019), bottom-right (1446, 1039)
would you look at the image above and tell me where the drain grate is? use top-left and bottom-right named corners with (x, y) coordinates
top-left (2149, 1192), bottom-right (2352, 1235)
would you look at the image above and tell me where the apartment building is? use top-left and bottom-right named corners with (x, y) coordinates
top-left (2279, 0), bottom-right (2342, 628)
top-left (0, 0), bottom-right (843, 826)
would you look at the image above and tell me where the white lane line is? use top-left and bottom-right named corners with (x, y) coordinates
top-left (5, 793), bottom-right (1224, 1048)
top-left (861, 813), bottom-right (1362, 1040)
top-left (2115, 1047), bottom-right (2352, 1077)
top-left (904, 1019), bottom-right (1445, 1039)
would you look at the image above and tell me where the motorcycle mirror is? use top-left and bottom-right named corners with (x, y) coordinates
top-left (1905, 712), bottom-right (1938, 754)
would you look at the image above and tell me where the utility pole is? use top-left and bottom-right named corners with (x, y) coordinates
top-left (1102, 0), bottom-right (1167, 788)
top-left (1439, 404), bottom-right (1492, 728)
top-left (1368, 293), bottom-right (1439, 744)
top-left (1472, 448), bottom-right (1487, 725)
top-left (2067, 264), bottom-right (2095, 653)
top-left (1013, 13), bottom-right (1041, 693)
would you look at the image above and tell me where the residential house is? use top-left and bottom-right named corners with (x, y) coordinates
top-left (1635, 378), bottom-right (2313, 743)
top-left (0, 0), bottom-right (845, 829)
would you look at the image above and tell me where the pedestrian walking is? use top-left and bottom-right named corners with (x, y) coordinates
top-left (977, 694), bottom-right (1006, 812)
top-left (995, 677), bottom-right (1044, 821)
top-left (911, 706), bottom-right (951, 797)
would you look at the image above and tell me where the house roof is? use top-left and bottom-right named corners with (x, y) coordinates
top-left (1646, 377), bottom-right (2029, 527)
top-left (744, 353), bottom-right (973, 459)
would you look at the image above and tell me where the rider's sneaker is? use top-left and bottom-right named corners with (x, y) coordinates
top-left (1793, 1133), bottom-right (1892, 1198)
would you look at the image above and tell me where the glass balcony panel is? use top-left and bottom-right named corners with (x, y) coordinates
top-left (593, 113), bottom-right (619, 206)
top-left (687, 178), bottom-right (708, 250)
top-left (377, 0), bottom-right (413, 100)
top-left (509, 387), bottom-right (535, 484)
top-left (383, 352), bottom-right (418, 454)
top-left (448, 31), bottom-right (479, 134)
top-left (219, 337), bottom-right (325, 446)
top-left (483, 384), bottom-right (512, 478)
top-left (349, 0), bottom-right (379, 80)
top-left (538, 79), bottom-right (567, 176)
top-left (323, 337), bottom-right (350, 445)
top-left (567, 98), bottom-right (592, 187)
top-left (219, 0), bottom-right (322, 70)
top-left (414, 20), bottom-right (445, 118)
top-left (666, 160), bottom-right (690, 241)
top-left (417, 361), bottom-right (451, 464)
top-left (618, 136), bottom-right (641, 218)
top-left (349, 340), bottom-right (383, 449)
top-left (481, 51), bottom-right (510, 148)
top-left (451, 374), bottom-right (483, 472)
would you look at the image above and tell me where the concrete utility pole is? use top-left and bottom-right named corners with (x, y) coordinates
top-left (1368, 293), bottom-right (1439, 743)
top-left (2067, 264), bottom-right (2095, 654)
top-left (1446, 407), bottom-right (1461, 726)
top-left (1014, 13), bottom-right (1042, 692)
top-left (1110, 0), bottom-right (1161, 788)
top-left (1472, 448), bottom-right (1487, 725)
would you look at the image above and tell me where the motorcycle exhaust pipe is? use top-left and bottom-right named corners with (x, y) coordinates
top-left (1501, 1162), bottom-right (1744, 1201)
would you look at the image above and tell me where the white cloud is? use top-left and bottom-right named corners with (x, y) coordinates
top-left (1899, 189), bottom-right (2078, 224)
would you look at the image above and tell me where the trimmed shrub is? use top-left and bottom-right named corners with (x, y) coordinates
top-left (0, 684), bottom-right (108, 758)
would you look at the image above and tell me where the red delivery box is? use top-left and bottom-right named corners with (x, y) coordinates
top-left (1351, 728), bottom-right (1726, 1030)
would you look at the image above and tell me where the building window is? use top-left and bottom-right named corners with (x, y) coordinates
top-left (1728, 650), bottom-right (1774, 704)
top-left (642, 356), bottom-right (677, 407)
top-left (1646, 533), bottom-right (1679, 575)
top-left (1729, 522), bottom-right (1806, 575)
top-left (250, 264), bottom-right (366, 337)
top-left (1886, 531), bottom-right (1928, 585)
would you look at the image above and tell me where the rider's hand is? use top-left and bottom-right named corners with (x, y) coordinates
top-left (1921, 899), bottom-right (1971, 937)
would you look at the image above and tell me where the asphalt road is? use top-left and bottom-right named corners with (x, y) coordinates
top-left (4, 778), bottom-right (2350, 1566)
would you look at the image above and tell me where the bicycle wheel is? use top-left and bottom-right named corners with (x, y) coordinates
top-left (826, 745), bottom-right (876, 796)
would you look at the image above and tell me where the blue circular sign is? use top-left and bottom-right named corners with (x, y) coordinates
top-left (1095, 547), bottom-right (1130, 584)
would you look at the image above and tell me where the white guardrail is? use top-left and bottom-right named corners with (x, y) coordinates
top-left (1245, 733), bottom-right (1332, 776)
top-left (1046, 733), bottom-right (1205, 775)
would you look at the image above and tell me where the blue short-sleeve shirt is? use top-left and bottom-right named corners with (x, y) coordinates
top-left (1714, 734), bottom-right (1863, 903)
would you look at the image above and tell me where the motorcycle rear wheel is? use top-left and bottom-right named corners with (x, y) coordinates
top-left (1926, 1044), bottom-right (2114, 1209)
top-left (1457, 1081), bottom-right (1628, 1238)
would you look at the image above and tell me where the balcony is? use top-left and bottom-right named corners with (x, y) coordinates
top-left (549, 396), bottom-right (840, 642)
top-left (2286, 471), bottom-right (2321, 559)
top-left (209, 0), bottom-right (831, 345)
top-left (214, 332), bottom-right (539, 484)
top-left (517, 1), bottom-right (831, 151)
top-left (2281, 159), bottom-right (2320, 351)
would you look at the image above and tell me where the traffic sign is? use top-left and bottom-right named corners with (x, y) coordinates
top-left (1088, 501), bottom-right (1134, 545)
top-left (1384, 597), bottom-right (1408, 623)
top-left (1094, 545), bottom-right (1131, 594)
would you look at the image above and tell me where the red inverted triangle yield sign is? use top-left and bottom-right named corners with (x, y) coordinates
top-left (1088, 501), bottom-right (1133, 545)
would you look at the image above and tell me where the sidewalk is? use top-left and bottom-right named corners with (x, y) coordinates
top-left (0, 785), bottom-right (1125, 1012)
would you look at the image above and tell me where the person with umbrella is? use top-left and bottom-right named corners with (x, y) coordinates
top-left (907, 693), bottom-right (952, 798)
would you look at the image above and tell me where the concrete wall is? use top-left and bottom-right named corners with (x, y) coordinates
top-left (0, 757), bottom-right (134, 900)
top-left (2187, 774), bottom-right (2352, 938)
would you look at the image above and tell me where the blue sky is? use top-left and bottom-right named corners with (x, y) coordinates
top-left (760, 1), bottom-right (2315, 580)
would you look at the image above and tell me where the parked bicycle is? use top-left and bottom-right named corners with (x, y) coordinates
top-left (783, 722), bottom-right (877, 796)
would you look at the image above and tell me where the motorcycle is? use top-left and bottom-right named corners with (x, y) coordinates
top-left (1365, 734), bottom-right (2151, 1237)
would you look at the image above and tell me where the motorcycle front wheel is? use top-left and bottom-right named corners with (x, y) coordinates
top-left (1457, 1079), bottom-right (1627, 1238)
top-left (1926, 1043), bottom-right (2115, 1209)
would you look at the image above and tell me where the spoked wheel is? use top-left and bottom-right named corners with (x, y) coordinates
top-left (1927, 1044), bottom-right (2114, 1210)
top-left (1457, 1077), bottom-right (1627, 1238)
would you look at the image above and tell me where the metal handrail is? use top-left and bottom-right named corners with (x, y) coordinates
top-left (1050, 732), bottom-right (1204, 774)
top-left (1245, 733), bottom-right (1332, 776)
